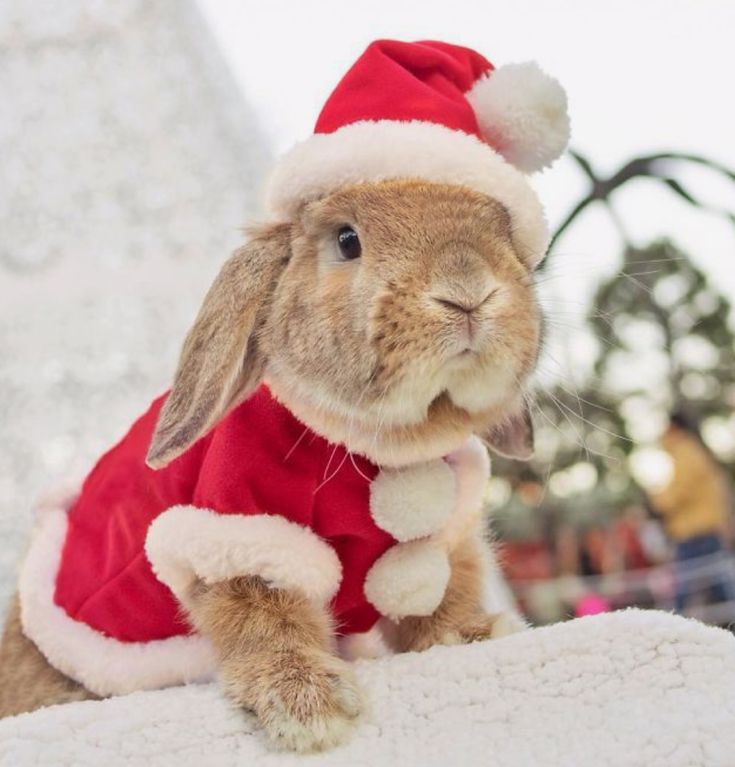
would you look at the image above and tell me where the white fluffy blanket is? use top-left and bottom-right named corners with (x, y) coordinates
top-left (2, 610), bottom-right (734, 767)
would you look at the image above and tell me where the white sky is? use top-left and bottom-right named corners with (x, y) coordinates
top-left (197, 0), bottom-right (735, 360)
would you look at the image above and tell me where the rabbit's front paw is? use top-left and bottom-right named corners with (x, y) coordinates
top-left (430, 611), bottom-right (527, 648)
top-left (444, 610), bottom-right (527, 644)
top-left (258, 650), bottom-right (362, 753)
top-left (487, 611), bottom-right (527, 639)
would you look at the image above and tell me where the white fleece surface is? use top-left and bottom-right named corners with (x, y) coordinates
top-left (2, 610), bottom-right (734, 767)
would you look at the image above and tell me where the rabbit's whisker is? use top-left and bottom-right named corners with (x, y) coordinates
top-left (282, 425), bottom-right (310, 462)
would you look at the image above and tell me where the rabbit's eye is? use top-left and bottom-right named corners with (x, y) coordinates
top-left (337, 226), bottom-right (361, 260)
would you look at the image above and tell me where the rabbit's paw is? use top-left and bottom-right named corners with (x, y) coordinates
top-left (438, 611), bottom-right (527, 646)
top-left (259, 650), bottom-right (362, 753)
top-left (488, 611), bottom-right (527, 639)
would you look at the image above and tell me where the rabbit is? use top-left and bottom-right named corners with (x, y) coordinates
top-left (0, 37), bottom-right (570, 753)
top-left (0, 179), bottom-right (541, 747)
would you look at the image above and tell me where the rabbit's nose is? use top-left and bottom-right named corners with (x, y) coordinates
top-left (433, 296), bottom-right (474, 314)
top-left (431, 244), bottom-right (496, 310)
top-left (432, 288), bottom-right (496, 315)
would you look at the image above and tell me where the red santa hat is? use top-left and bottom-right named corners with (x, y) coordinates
top-left (266, 39), bottom-right (570, 267)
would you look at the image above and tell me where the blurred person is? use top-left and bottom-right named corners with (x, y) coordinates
top-left (613, 505), bottom-right (667, 570)
top-left (612, 508), bottom-right (650, 570)
top-left (609, 506), bottom-right (668, 610)
top-left (555, 524), bottom-right (582, 576)
top-left (582, 526), bottom-right (620, 575)
top-left (648, 410), bottom-right (735, 611)
top-left (632, 506), bottom-right (669, 566)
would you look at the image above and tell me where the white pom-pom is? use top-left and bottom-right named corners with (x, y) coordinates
top-left (369, 460), bottom-right (455, 542)
top-left (364, 540), bottom-right (451, 619)
top-left (467, 61), bottom-right (570, 173)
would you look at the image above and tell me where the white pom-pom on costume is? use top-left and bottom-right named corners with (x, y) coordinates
top-left (467, 61), bottom-right (570, 173)
top-left (364, 539), bottom-right (451, 620)
top-left (369, 459), bottom-right (456, 542)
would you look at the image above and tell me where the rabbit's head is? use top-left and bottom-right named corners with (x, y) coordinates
top-left (147, 179), bottom-right (541, 469)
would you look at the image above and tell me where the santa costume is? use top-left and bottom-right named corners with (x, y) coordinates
top-left (19, 39), bottom-right (569, 696)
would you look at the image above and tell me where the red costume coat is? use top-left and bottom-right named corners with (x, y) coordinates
top-left (19, 385), bottom-right (489, 696)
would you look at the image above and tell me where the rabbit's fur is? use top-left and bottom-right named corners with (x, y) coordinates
top-left (0, 180), bottom-right (541, 751)
top-left (150, 180), bottom-right (540, 470)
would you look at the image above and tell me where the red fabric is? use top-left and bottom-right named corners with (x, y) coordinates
top-left (54, 386), bottom-right (395, 642)
top-left (315, 39), bottom-right (493, 138)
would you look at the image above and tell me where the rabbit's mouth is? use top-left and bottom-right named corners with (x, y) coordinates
top-left (281, 385), bottom-right (513, 467)
top-left (266, 357), bottom-right (525, 467)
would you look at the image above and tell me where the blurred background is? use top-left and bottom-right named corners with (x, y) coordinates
top-left (2, 0), bottom-right (735, 628)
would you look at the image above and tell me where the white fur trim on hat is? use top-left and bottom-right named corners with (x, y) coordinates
top-left (364, 539), bottom-right (451, 619)
top-left (266, 120), bottom-right (549, 268)
top-left (145, 506), bottom-right (342, 605)
top-left (369, 459), bottom-right (456, 542)
top-left (467, 62), bottom-right (570, 174)
top-left (19, 503), bottom-right (217, 697)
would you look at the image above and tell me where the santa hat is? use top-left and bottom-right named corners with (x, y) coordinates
top-left (266, 39), bottom-right (570, 267)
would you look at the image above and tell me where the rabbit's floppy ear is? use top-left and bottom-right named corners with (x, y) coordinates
top-left (483, 404), bottom-right (534, 460)
top-left (147, 223), bottom-right (291, 469)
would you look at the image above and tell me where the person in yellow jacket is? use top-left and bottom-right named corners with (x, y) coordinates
top-left (649, 411), bottom-right (735, 611)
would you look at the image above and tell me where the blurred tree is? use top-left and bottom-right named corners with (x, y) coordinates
top-left (546, 151), bottom-right (735, 259)
top-left (493, 150), bottom-right (735, 544)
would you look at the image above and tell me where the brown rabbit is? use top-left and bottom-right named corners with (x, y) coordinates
top-left (0, 40), bottom-right (569, 753)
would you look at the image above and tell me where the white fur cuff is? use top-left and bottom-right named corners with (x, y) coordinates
top-left (145, 506), bottom-right (342, 605)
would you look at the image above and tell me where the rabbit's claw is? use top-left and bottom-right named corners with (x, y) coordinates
top-left (257, 651), bottom-right (362, 753)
